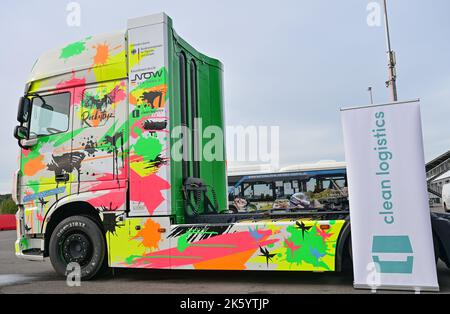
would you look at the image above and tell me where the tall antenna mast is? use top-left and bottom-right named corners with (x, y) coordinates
top-left (368, 87), bottom-right (374, 104)
top-left (383, 0), bottom-right (398, 102)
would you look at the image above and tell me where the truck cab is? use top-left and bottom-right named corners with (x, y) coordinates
top-left (13, 13), bottom-right (228, 276)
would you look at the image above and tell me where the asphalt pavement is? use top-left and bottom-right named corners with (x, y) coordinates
top-left (0, 230), bottom-right (449, 294)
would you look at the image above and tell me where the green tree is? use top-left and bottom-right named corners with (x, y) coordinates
top-left (0, 198), bottom-right (18, 214)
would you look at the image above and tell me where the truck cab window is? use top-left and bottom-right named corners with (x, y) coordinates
top-left (28, 93), bottom-right (70, 138)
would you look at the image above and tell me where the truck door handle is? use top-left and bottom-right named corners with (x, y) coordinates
top-left (55, 174), bottom-right (69, 182)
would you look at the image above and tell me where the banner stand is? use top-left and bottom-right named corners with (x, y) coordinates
top-left (341, 99), bottom-right (439, 292)
top-left (354, 284), bottom-right (439, 293)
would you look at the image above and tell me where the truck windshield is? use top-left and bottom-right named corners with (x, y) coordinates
top-left (28, 92), bottom-right (70, 138)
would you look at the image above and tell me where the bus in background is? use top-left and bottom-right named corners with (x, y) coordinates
top-left (228, 161), bottom-right (348, 213)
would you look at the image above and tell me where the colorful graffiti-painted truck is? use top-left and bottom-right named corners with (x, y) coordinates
top-left (12, 12), bottom-right (352, 279)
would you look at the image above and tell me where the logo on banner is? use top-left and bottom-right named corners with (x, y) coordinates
top-left (372, 236), bottom-right (414, 274)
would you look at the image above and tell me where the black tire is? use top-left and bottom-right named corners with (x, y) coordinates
top-left (49, 215), bottom-right (106, 280)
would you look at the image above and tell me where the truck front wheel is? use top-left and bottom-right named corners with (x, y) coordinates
top-left (49, 215), bottom-right (106, 280)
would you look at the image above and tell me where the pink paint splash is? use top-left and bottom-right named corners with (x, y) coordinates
top-left (128, 229), bottom-right (279, 269)
top-left (87, 189), bottom-right (126, 210)
top-left (316, 225), bottom-right (333, 243)
top-left (85, 172), bottom-right (127, 210)
top-left (56, 71), bottom-right (86, 90)
top-left (284, 239), bottom-right (301, 258)
top-left (130, 168), bottom-right (170, 215)
top-left (112, 82), bottom-right (127, 103)
top-left (81, 158), bottom-right (169, 215)
top-left (36, 213), bottom-right (44, 223)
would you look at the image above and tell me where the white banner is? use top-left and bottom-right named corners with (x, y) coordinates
top-left (341, 100), bottom-right (439, 292)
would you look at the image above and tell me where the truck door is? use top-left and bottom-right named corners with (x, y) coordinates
top-left (19, 90), bottom-right (74, 234)
top-left (71, 80), bottom-right (128, 208)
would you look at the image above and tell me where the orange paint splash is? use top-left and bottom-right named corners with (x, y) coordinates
top-left (93, 43), bottom-right (110, 65)
top-left (193, 248), bottom-right (257, 270)
top-left (24, 155), bottom-right (46, 176)
top-left (129, 93), bottom-right (138, 105)
top-left (133, 219), bottom-right (161, 250)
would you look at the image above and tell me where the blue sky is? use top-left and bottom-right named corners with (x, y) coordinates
top-left (1, 0), bottom-right (450, 192)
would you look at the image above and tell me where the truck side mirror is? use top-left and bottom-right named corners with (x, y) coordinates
top-left (14, 125), bottom-right (28, 140)
top-left (14, 125), bottom-right (36, 149)
top-left (17, 97), bottom-right (31, 123)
